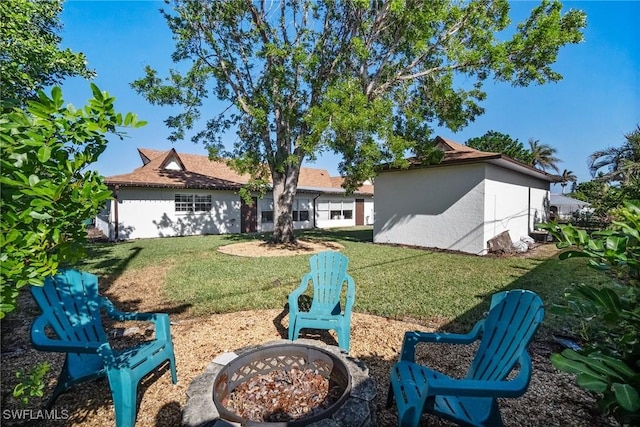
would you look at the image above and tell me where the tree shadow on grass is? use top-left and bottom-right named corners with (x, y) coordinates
top-left (219, 227), bottom-right (374, 246)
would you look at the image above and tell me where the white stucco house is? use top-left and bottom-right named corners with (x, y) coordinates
top-left (549, 194), bottom-right (591, 220)
top-left (96, 148), bottom-right (373, 240)
top-left (373, 136), bottom-right (559, 255)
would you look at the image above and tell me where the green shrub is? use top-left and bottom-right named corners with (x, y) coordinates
top-left (13, 362), bottom-right (49, 407)
top-left (0, 84), bottom-right (145, 318)
top-left (541, 201), bottom-right (640, 424)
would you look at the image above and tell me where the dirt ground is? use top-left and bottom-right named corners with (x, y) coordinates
top-left (0, 242), bottom-right (617, 426)
top-left (217, 239), bottom-right (345, 257)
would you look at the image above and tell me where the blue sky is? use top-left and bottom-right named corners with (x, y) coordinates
top-left (58, 1), bottom-right (639, 191)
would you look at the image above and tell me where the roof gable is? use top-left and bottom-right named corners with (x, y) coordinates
top-left (138, 148), bottom-right (165, 165)
top-left (159, 149), bottom-right (186, 171)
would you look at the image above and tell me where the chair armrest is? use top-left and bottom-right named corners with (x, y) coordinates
top-left (30, 316), bottom-right (103, 353)
top-left (399, 320), bottom-right (485, 362)
top-left (423, 353), bottom-right (533, 398)
top-left (100, 297), bottom-right (173, 341)
top-left (153, 313), bottom-right (173, 342)
top-left (100, 297), bottom-right (156, 321)
top-left (288, 273), bottom-right (312, 314)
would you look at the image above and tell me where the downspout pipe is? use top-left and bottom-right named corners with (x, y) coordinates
top-left (113, 185), bottom-right (119, 241)
top-left (312, 193), bottom-right (321, 229)
top-left (528, 187), bottom-right (531, 234)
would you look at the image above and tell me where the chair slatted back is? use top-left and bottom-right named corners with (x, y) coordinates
top-left (308, 251), bottom-right (349, 315)
top-left (31, 269), bottom-right (108, 345)
top-left (467, 290), bottom-right (544, 381)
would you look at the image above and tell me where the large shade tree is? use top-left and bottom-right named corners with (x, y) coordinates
top-left (133, 0), bottom-right (586, 244)
top-left (465, 130), bottom-right (533, 164)
top-left (0, 0), bottom-right (94, 106)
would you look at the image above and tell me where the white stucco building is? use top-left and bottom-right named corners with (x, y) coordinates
top-left (96, 148), bottom-right (373, 240)
top-left (549, 193), bottom-right (591, 220)
top-left (373, 136), bottom-right (558, 255)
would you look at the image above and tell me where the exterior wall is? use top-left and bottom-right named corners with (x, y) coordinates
top-left (254, 194), bottom-right (374, 231)
top-left (374, 164), bottom-right (487, 254)
top-left (316, 196), bottom-right (357, 228)
top-left (363, 198), bottom-right (375, 225)
top-left (257, 195), bottom-right (314, 233)
top-left (103, 188), bottom-right (374, 240)
top-left (483, 165), bottom-right (550, 250)
top-left (113, 187), bottom-right (241, 240)
top-left (95, 206), bottom-right (113, 239)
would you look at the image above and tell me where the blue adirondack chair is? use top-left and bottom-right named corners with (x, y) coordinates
top-left (30, 269), bottom-right (178, 427)
top-left (288, 251), bottom-right (356, 352)
top-left (387, 289), bottom-right (544, 427)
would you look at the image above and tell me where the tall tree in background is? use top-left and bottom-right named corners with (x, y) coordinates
top-left (133, 0), bottom-right (586, 244)
top-left (589, 125), bottom-right (640, 187)
top-left (529, 138), bottom-right (561, 173)
top-left (0, 0), bottom-right (94, 106)
top-left (559, 169), bottom-right (577, 193)
top-left (465, 130), bottom-right (533, 163)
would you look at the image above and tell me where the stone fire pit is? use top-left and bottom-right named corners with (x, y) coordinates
top-left (183, 339), bottom-right (377, 427)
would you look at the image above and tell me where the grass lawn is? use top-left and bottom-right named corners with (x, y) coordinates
top-left (80, 226), bottom-right (612, 336)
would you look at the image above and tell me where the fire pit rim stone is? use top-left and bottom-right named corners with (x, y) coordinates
top-left (183, 338), bottom-right (377, 427)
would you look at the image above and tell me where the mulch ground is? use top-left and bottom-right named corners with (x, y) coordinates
top-left (0, 242), bottom-right (619, 426)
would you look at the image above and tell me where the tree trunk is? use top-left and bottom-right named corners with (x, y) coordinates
top-left (271, 166), bottom-right (300, 244)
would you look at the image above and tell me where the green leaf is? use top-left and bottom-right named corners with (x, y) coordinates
top-left (28, 174), bottom-right (40, 187)
top-left (576, 372), bottom-right (608, 393)
top-left (551, 352), bottom-right (589, 375)
top-left (589, 353), bottom-right (636, 379)
top-left (37, 145), bottom-right (51, 163)
top-left (612, 383), bottom-right (640, 412)
top-left (90, 83), bottom-right (104, 101)
top-left (28, 211), bottom-right (52, 220)
top-left (51, 86), bottom-right (63, 107)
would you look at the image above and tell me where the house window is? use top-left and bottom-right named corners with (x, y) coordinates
top-left (293, 199), bottom-right (310, 222)
top-left (319, 200), bottom-right (353, 220)
top-left (175, 193), bottom-right (212, 212)
top-left (261, 198), bottom-right (274, 223)
top-left (260, 198), bottom-right (310, 222)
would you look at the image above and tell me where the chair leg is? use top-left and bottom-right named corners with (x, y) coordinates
top-left (46, 378), bottom-right (70, 409)
top-left (337, 327), bottom-right (350, 353)
top-left (398, 405), bottom-right (422, 427)
top-left (486, 400), bottom-right (504, 427)
top-left (288, 318), bottom-right (296, 341)
top-left (111, 380), bottom-right (138, 427)
top-left (169, 354), bottom-right (178, 384)
top-left (291, 324), bottom-right (303, 343)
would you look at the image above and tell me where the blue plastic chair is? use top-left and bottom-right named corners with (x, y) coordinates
top-left (288, 251), bottom-right (356, 352)
top-left (30, 269), bottom-right (178, 427)
top-left (387, 290), bottom-right (544, 427)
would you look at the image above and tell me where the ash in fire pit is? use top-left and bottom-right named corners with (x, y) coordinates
top-left (213, 343), bottom-right (350, 426)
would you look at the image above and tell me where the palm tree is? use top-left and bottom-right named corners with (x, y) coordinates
top-left (528, 138), bottom-right (560, 173)
top-left (589, 125), bottom-right (640, 186)
top-left (559, 169), bottom-right (577, 194)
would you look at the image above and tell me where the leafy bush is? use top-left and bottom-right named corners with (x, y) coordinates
top-left (0, 84), bottom-right (145, 318)
top-left (13, 362), bottom-right (50, 407)
top-left (541, 201), bottom-right (640, 423)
